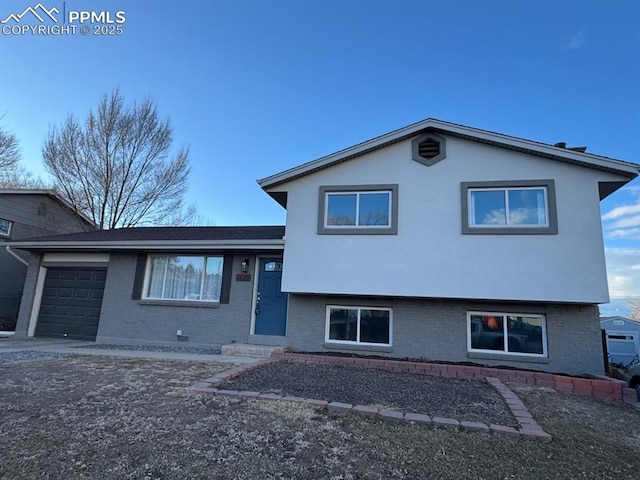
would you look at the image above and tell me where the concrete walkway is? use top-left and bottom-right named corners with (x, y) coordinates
top-left (0, 337), bottom-right (260, 364)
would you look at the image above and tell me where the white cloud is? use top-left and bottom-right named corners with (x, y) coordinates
top-left (607, 228), bottom-right (640, 240)
top-left (609, 213), bottom-right (640, 229)
top-left (480, 208), bottom-right (541, 226)
top-left (602, 198), bottom-right (640, 239)
top-left (605, 247), bottom-right (640, 297)
top-left (602, 203), bottom-right (640, 220)
top-left (567, 28), bottom-right (586, 49)
top-left (480, 209), bottom-right (506, 225)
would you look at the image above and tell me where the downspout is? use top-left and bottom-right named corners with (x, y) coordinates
top-left (5, 245), bottom-right (29, 267)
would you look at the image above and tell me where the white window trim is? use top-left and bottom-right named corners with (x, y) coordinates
top-left (142, 254), bottom-right (223, 304)
top-left (324, 190), bottom-right (392, 229)
top-left (461, 180), bottom-right (558, 235)
top-left (468, 186), bottom-right (550, 228)
top-left (325, 305), bottom-right (393, 346)
top-left (466, 311), bottom-right (548, 358)
top-left (0, 218), bottom-right (12, 237)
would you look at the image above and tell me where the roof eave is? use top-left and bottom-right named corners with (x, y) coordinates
top-left (7, 238), bottom-right (286, 251)
top-left (258, 118), bottom-right (639, 189)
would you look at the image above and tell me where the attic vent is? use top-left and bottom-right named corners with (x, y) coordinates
top-left (411, 132), bottom-right (446, 167)
top-left (38, 201), bottom-right (47, 217)
top-left (418, 139), bottom-right (440, 159)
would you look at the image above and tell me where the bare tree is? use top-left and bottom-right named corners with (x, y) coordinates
top-left (42, 90), bottom-right (194, 229)
top-left (0, 168), bottom-right (47, 189)
top-left (0, 119), bottom-right (21, 184)
top-left (629, 300), bottom-right (640, 321)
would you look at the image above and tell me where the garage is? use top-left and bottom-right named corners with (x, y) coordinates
top-left (35, 267), bottom-right (107, 341)
top-left (601, 316), bottom-right (640, 366)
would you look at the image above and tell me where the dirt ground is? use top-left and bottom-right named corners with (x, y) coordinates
top-left (223, 361), bottom-right (517, 426)
top-left (1, 355), bottom-right (639, 480)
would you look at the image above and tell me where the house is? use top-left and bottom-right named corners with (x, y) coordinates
top-left (10, 226), bottom-right (285, 343)
top-left (601, 316), bottom-right (640, 366)
top-left (0, 189), bottom-right (94, 333)
top-left (9, 119), bottom-right (639, 375)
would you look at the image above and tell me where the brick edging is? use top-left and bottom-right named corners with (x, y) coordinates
top-left (486, 377), bottom-right (551, 441)
top-left (187, 358), bottom-right (553, 442)
top-left (272, 352), bottom-right (638, 405)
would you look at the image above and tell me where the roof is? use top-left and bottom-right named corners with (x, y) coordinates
top-left (0, 188), bottom-right (95, 227)
top-left (8, 226), bottom-right (286, 251)
top-left (601, 316), bottom-right (640, 324)
top-left (258, 118), bottom-right (640, 190)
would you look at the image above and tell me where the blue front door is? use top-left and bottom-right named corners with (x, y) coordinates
top-left (254, 258), bottom-right (287, 336)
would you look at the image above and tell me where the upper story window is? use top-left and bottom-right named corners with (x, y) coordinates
top-left (318, 184), bottom-right (398, 235)
top-left (471, 187), bottom-right (548, 226)
top-left (0, 218), bottom-right (12, 237)
top-left (461, 180), bottom-right (558, 235)
top-left (144, 255), bottom-right (224, 303)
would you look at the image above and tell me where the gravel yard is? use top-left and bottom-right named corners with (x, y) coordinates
top-left (1, 354), bottom-right (639, 479)
top-left (0, 350), bottom-right (74, 363)
top-left (222, 361), bottom-right (517, 426)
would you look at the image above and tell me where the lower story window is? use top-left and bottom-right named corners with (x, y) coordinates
top-left (467, 312), bottom-right (547, 356)
top-left (145, 255), bottom-right (223, 302)
top-left (326, 306), bottom-right (392, 346)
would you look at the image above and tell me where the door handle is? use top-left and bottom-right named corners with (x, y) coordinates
top-left (255, 292), bottom-right (261, 316)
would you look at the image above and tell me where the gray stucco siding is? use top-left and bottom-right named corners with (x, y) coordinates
top-left (96, 253), bottom-right (257, 346)
top-left (285, 294), bottom-right (603, 376)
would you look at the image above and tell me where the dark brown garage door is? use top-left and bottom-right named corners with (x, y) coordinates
top-left (35, 267), bottom-right (107, 341)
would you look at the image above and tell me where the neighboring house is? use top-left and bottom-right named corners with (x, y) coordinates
top-left (9, 119), bottom-right (639, 375)
top-left (601, 316), bottom-right (640, 366)
top-left (0, 189), bottom-right (94, 333)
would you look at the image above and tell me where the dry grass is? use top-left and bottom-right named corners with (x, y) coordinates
top-left (1, 355), bottom-right (639, 479)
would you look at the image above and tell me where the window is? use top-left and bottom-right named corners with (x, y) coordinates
top-left (461, 180), bottom-right (557, 234)
top-left (264, 261), bottom-right (282, 272)
top-left (318, 184), bottom-right (398, 235)
top-left (144, 255), bottom-right (223, 302)
top-left (326, 306), bottom-right (392, 346)
top-left (0, 218), bottom-right (12, 236)
top-left (467, 312), bottom-right (547, 357)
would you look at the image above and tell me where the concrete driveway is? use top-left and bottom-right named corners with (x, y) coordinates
top-left (0, 336), bottom-right (258, 364)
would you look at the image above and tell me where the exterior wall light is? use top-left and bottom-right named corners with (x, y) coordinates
top-left (241, 259), bottom-right (250, 273)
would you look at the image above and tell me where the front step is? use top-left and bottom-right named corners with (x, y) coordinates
top-left (220, 343), bottom-right (284, 358)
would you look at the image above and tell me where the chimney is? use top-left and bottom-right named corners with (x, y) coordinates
top-left (554, 142), bottom-right (587, 153)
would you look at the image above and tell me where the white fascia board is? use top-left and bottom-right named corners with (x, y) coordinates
top-left (0, 188), bottom-right (55, 195)
top-left (258, 118), bottom-right (639, 189)
top-left (7, 239), bottom-right (285, 251)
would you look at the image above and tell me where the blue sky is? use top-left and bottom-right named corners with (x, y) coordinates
top-left (1, 0), bottom-right (639, 313)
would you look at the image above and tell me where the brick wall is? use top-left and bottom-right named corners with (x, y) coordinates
top-left (273, 351), bottom-right (638, 405)
top-left (97, 253), bottom-right (256, 346)
top-left (286, 294), bottom-right (605, 376)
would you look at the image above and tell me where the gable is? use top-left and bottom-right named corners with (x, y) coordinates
top-left (0, 192), bottom-right (93, 239)
top-left (259, 119), bottom-right (639, 203)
